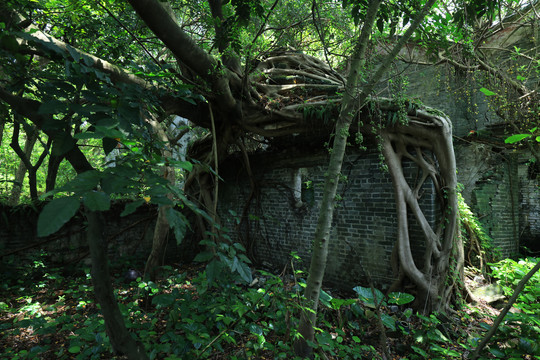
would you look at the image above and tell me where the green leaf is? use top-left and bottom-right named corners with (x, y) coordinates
top-left (194, 251), bottom-right (214, 262)
top-left (330, 298), bottom-right (356, 310)
top-left (68, 345), bottom-right (81, 354)
top-left (353, 286), bottom-right (384, 308)
top-left (479, 87), bottom-right (496, 96)
top-left (66, 44), bottom-right (81, 63)
top-left (319, 289), bottom-right (333, 308)
top-left (411, 345), bottom-right (427, 356)
top-left (73, 131), bottom-right (104, 140)
top-left (387, 292), bottom-right (415, 305)
top-left (83, 191), bottom-right (110, 211)
top-left (120, 200), bottom-right (145, 217)
top-left (232, 258), bottom-right (252, 283)
top-left (505, 133), bottom-right (531, 144)
top-left (169, 160), bottom-right (193, 171)
top-left (381, 313), bottom-right (396, 331)
top-left (165, 208), bottom-right (188, 245)
top-left (62, 170), bottom-right (101, 193)
top-left (38, 197), bottom-right (80, 237)
top-left (103, 137), bottom-right (120, 156)
top-left (96, 118), bottom-right (119, 128)
top-left (38, 100), bottom-right (69, 114)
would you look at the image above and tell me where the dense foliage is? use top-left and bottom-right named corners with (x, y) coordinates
top-left (1, 252), bottom-right (539, 359)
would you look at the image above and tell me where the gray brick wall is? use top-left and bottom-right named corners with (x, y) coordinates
top-left (219, 149), bottom-right (438, 291)
top-left (518, 151), bottom-right (540, 253)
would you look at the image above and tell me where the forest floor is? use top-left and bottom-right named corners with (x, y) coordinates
top-left (0, 261), bottom-right (537, 359)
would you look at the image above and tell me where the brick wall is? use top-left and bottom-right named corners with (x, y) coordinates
top-left (456, 146), bottom-right (521, 258)
top-left (219, 149), bottom-right (437, 291)
top-left (0, 202), bottom-right (160, 264)
top-left (518, 152), bottom-right (540, 253)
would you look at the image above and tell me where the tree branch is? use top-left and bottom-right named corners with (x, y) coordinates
top-left (127, 0), bottom-right (239, 112)
top-left (1, 10), bottom-right (151, 89)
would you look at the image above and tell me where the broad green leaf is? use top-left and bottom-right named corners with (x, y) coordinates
top-left (101, 175), bottom-right (136, 194)
top-left (68, 346), bottom-right (81, 354)
top-left (38, 100), bottom-right (69, 114)
top-left (319, 289), bottom-right (333, 308)
top-left (165, 208), bottom-right (188, 245)
top-left (103, 137), bottom-right (119, 156)
top-left (120, 200), bottom-right (145, 217)
top-left (330, 298), bottom-right (356, 310)
top-left (194, 251), bottom-right (214, 262)
top-left (38, 197), bottom-right (80, 237)
top-left (62, 170), bottom-right (101, 193)
top-left (411, 345), bottom-right (427, 356)
top-left (353, 286), bottom-right (384, 308)
top-left (83, 191), bottom-right (110, 211)
top-left (248, 324), bottom-right (263, 336)
top-left (381, 313), bottom-right (396, 331)
top-left (430, 343), bottom-right (460, 357)
top-left (387, 292), bottom-right (415, 305)
top-left (169, 160), bottom-right (193, 171)
top-left (96, 118), bottom-right (119, 129)
top-left (505, 133), bottom-right (530, 144)
top-left (66, 44), bottom-right (80, 63)
top-left (234, 259), bottom-right (252, 284)
top-left (479, 87), bottom-right (496, 96)
top-left (149, 196), bottom-right (174, 206)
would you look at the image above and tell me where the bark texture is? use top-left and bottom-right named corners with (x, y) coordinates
top-left (86, 209), bottom-right (149, 360)
top-left (381, 109), bottom-right (458, 312)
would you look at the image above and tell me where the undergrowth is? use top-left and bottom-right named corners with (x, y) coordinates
top-left (0, 252), bottom-right (539, 359)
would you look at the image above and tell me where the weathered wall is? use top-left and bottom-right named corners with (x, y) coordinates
top-left (518, 151), bottom-right (540, 253)
top-left (386, 51), bottom-right (536, 257)
top-left (454, 143), bottom-right (521, 257)
top-left (219, 149), bottom-right (437, 290)
top-left (0, 203), bottom-right (174, 265)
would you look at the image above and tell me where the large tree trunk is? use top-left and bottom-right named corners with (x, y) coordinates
top-left (144, 117), bottom-right (176, 281)
top-left (294, 0), bottom-right (438, 355)
top-left (381, 113), bottom-right (458, 312)
top-left (86, 209), bottom-right (149, 360)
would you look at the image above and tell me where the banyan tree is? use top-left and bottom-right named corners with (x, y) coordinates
top-left (0, 0), bottom-right (460, 357)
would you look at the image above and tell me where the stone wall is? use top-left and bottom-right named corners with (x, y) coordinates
top-left (219, 149), bottom-right (437, 290)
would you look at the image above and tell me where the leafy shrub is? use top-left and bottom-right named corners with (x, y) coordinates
top-left (487, 257), bottom-right (540, 357)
